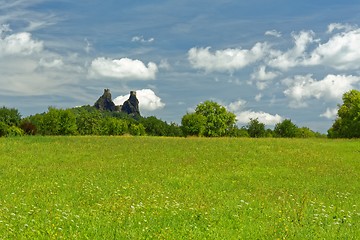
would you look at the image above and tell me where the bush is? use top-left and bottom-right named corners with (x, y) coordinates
top-left (6, 126), bottom-right (24, 137)
top-left (100, 118), bottom-right (128, 135)
top-left (20, 119), bottom-right (37, 135)
top-left (0, 107), bottom-right (21, 127)
top-left (129, 123), bottom-right (146, 136)
top-left (0, 122), bottom-right (8, 137)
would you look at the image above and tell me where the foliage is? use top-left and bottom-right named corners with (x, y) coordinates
top-left (181, 112), bottom-right (206, 136)
top-left (75, 108), bottom-right (102, 135)
top-left (140, 116), bottom-right (183, 137)
top-left (0, 122), bottom-right (8, 137)
top-left (5, 126), bottom-right (24, 137)
top-left (128, 123), bottom-right (146, 136)
top-left (0, 106), bottom-right (21, 127)
top-left (0, 102), bottom-right (327, 138)
top-left (36, 107), bottom-right (77, 135)
top-left (0, 137), bottom-right (359, 238)
top-left (181, 101), bottom-right (236, 137)
top-left (274, 119), bottom-right (298, 138)
top-left (20, 118), bottom-right (37, 135)
top-left (227, 126), bottom-right (250, 137)
top-left (246, 118), bottom-right (266, 138)
top-left (328, 89), bottom-right (360, 138)
top-left (100, 117), bottom-right (128, 135)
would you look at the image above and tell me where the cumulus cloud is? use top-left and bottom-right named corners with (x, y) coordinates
top-left (327, 23), bottom-right (356, 33)
top-left (265, 29), bottom-right (282, 37)
top-left (267, 31), bottom-right (315, 71)
top-left (251, 65), bottom-right (280, 90)
top-left (236, 110), bottom-right (283, 125)
top-left (283, 74), bottom-right (360, 108)
top-left (89, 57), bottom-right (158, 80)
top-left (0, 32), bottom-right (43, 56)
top-left (227, 99), bottom-right (283, 126)
top-left (306, 28), bottom-right (360, 70)
top-left (320, 107), bottom-right (338, 119)
top-left (188, 42), bottom-right (269, 72)
top-left (113, 89), bottom-right (165, 111)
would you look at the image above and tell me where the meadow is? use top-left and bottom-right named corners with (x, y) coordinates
top-left (0, 136), bottom-right (359, 239)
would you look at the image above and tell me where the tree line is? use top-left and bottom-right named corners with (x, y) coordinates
top-left (1, 89), bottom-right (359, 138)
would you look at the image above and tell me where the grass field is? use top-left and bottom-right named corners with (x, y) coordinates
top-left (0, 136), bottom-right (359, 239)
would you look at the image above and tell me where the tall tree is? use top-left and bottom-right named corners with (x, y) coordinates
top-left (246, 118), bottom-right (266, 138)
top-left (193, 101), bottom-right (236, 137)
top-left (274, 119), bottom-right (298, 138)
top-left (181, 112), bottom-right (207, 136)
top-left (328, 89), bottom-right (360, 138)
top-left (0, 107), bottom-right (21, 127)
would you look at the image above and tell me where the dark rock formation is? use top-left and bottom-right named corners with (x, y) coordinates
top-left (121, 91), bottom-right (140, 116)
top-left (94, 89), bottom-right (141, 117)
top-left (94, 89), bottom-right (116, 111)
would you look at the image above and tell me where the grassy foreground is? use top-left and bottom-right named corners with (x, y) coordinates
top-left (0, 136), bottom-right (359, 239)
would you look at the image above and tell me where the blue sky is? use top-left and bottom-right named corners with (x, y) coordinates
top-left (1, 0), bottom-right (360, 133)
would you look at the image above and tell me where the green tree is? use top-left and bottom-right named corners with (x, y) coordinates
top-left (274, 119), bottom-right (298, 138)
top-left (246, 118), bottom-right (266, 138)
top-left (328, 89), bottom-right (360, 138)
top-left (39, 107), bottom-right (61, 135)
top-left (140, 116), bottom-right (166, 136)
top-left (129, 123), bottom-right (146, 136)
top-left (0, 107), bottom-right (21, 127)
top-left (75, 109), bottom-right (102, 135)
top-left (0, 122), bottom-right (8, 137)
top-left (296, 127), bottom-right (316, 138)
top-left (181, 112), bottom-right (207, 136)
top-left (193, 101), bottom-right (236, 137)
top-left (37, 107), bottom-right (77, 135)
top-left (59, 109), bottom-right (77, 135)
top-left (100, 117), bottom-right (128, 135)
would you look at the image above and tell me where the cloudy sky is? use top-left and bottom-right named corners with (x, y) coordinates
top-left (1, 0), bottom-right (360, 133)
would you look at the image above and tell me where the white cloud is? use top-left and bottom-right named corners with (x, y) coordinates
top-left (320, 107), bottom-right (338, 119)
top-left (131, 36), bottom-right (155, 43)
top-left (306, 28), bottom-right (360, 70)
top-left (188, 42), bottom-right (269, 72)
top-left (38, 58), bottom-right (64, 68)
top-left (327, 23), bottom-right (356, 33)
top-left (227, 99), bottom-right (247, 112)
top-left (89, 57), bottom-right (158, 80)
top-left (113, 89), bottom-right (165, 111)
top-left (251, 65), bottom-right (279, 81)
top-left (0, 24), bottom-right (12, 36)
top-left (283, 74), bottom-right (360, 108)
top-left (84, 38), bottom-right (92, 53)
top-left (251, 65), bottom-right (280, 90)
top-left (227, 99), bottom-right (283, 125)
top-left (267, 31), bottom-right (315, 71)
top-left (159, 59), bottom-right (171, 70)
top-left (236, 110), bottom-right (283, 125)
top-left (265, 29), bottom-right (282, 37)
top-left (0, 32), bottom-right (43, 56)
top-left (255, 93), bottom-right (262, 102)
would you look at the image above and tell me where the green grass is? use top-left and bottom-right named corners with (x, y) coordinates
top-left (0, 136), bottom-right (359, 239)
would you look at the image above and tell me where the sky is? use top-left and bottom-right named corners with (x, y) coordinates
top-left (1, 0), bottom-right (360, 133)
